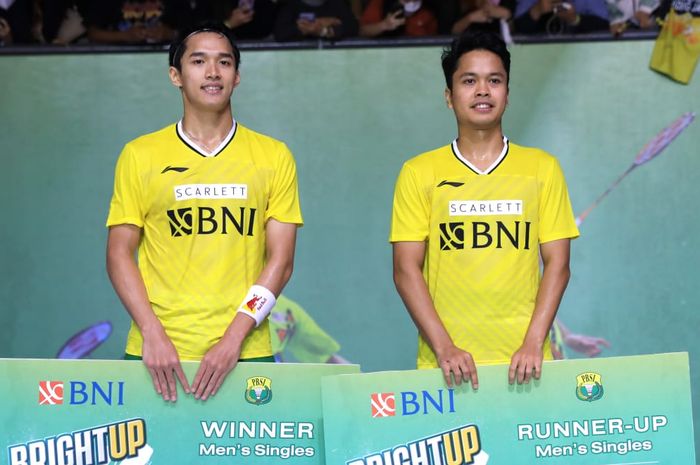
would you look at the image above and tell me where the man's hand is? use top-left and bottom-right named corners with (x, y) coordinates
top-left (635, 10), bottom-right (653, 28)
top-left (191, 313), bottom-right (255, 401)
top-left (228, 6), bottom-right (255, 28)
top-left (468, 8), bottom-right (492, 24)
top-left (191, 337), bottom-right (242, 401)
top-left (435, 344), bottom-right (479, 389)
top-left (556, 3), bottom-right (578, 25)
top-left (141, 326), bottom-right (190, 402)
top-left (297, 17), bottom-right (341, 36)
top-left (296, 19), bottom-right (316, 35)
top-left (509, 341), bottom-right (543, 384)
top-left (610, 22), bottom-right (627, 36)
top-left (382, 10), bottom-right (406, 31)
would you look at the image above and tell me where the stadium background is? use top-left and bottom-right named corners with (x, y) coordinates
top-left (1, 39), bottom-right (699, 452)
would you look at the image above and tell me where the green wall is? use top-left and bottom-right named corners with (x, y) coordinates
top-left (1, 41), bottom-right (699, 455)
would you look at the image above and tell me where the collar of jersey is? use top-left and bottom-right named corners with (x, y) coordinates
top-left (451, 136), bottom-right (509, 175)
top-left (176, 119), bottom-right (237, 158)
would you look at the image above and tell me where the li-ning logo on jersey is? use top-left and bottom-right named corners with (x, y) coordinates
top-left (449, 200), bottom-right (522, 216)
top-left (439, 221), bottom-right (531, 251)
top-left (167, 207), bottom-right (256, 237)
top-left (437, 180), bottom-right (465, 188)
top-left (174, 183), bottom-right (247, 201)
top-left (161, 165), bottom-right (189, 174)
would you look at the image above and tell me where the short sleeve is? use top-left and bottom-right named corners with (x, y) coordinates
top-left (265, 144), bottom-right (303, 225)
top-left (106, 144), bottom-right (146, 228)
top-left (538, 157), bottom-right (580, 243)
top-left (389, 163), bottom-right (431, 242)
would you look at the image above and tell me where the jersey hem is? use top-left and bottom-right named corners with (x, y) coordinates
top-left (389, 235), bottom-right (427, 243)
top-left (540, 230), bottom-right (580, 243)
top-left (265, 215), bottom-right (304, 226)
top-left (106, 217), bottom-right (144, 228)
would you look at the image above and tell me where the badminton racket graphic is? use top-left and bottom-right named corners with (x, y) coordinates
top-left (56, 321), bottom-right (113, 359)
top-left (576, 112), bottom-right (695, 226)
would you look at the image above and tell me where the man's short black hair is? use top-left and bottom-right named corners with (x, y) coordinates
top-left (441, 31), bottom-right (510, 90)
top-left (169, 22), bottom-right (241, 71)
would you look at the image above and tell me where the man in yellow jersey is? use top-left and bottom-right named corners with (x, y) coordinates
top-left (391, 30), bottom-right (579, 388)
top-left (106, 23), bottom-right (303, 402)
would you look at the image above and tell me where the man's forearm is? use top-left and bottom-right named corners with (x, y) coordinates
top-left (394, 265), bottom-right (454, 355)
top-left (522, 244), bottom-right (571, 348)
top-left (106, 246), bottom-right (162, 336)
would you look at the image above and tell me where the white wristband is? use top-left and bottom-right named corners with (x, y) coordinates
top-left (236, 285), bottom-right (276, 327)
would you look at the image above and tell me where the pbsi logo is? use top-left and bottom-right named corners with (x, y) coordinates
top-left (167, 206), bottom-right (256, 237)
top-left (439, 220), bottom-right (531, 251)
top-left (576, 372), bottom-right (604, 402)
top-left (38, 380), bottom-right (125, 406)
top-left (245, 376), bottom-right (272, 405)
top-left (371, 389), bottom-right (455, 418)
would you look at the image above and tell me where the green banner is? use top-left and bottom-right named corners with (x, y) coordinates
top-left (0, 359), bottom-right (359, 464)
top-left (322, 353), bottom-right (696, 465)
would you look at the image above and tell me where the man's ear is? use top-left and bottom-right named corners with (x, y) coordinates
top-left (445, 87), bottom-right (453, 109)
top-left (169, 66), bottom-right (183, 89)
top-left (232, 70), bottom-right (241, 90)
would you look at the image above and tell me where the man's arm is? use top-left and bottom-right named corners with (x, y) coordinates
top-left (509, 238), bottom-right (571, 384)
top-left (191, 219), bottom-right (298, 400)
top-left (393, 241), bottom-right (478, 388)
top-left (106, 224), bottom-right (190, 402)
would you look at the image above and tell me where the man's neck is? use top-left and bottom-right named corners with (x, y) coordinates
top-left (455, 127), bottom-right (505, 171)
top-left (181, 108), bottom-right (235, 149)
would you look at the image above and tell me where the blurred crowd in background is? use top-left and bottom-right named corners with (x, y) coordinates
top-left (0, 0), bottom-right (679, 47)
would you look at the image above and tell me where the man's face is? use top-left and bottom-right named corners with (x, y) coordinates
top-left (445, 49), bottom-right (508, 131)
top-left (169, 32), bottom-right (240, 111)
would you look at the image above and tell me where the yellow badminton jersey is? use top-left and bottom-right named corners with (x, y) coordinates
top-left (390, 139), bottom-right (579, 368)
top-left (107, 121), bottom-right (303, 360)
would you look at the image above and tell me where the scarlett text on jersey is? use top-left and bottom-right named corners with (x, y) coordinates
top-left (449, 200), bottom-right (522, 216)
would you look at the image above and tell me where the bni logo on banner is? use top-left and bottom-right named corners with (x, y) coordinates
top-left (38, 380), bottom-right (125, 406)
top-left (371, 389), bottom-right (456, 418)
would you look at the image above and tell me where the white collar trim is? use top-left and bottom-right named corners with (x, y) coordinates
top-left (177, 119), bottom-right (237, 157)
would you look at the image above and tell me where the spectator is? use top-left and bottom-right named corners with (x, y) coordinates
top-left (86, 0), bottom-right (191, 44)
top-left (274, 0), bottom-right (359, 41)
top-left (1, 0), bottom-right (36, 44)
top-left (514, 0), bottom-right (609, 34)
top-left (436, 0), bottom-right (515, 36)
top-left (347, 0), bottom-right (364, 18)
top-left (42, 0), bottom-right (88, 44)
top-left (193, 0), bottom-right (279, 40)
top-left (0, 17), bottom-right (9, 44)
top-left (359, 0), bottom-right (438, 37)
top-left (606, 0), bottom-right (660, 36)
